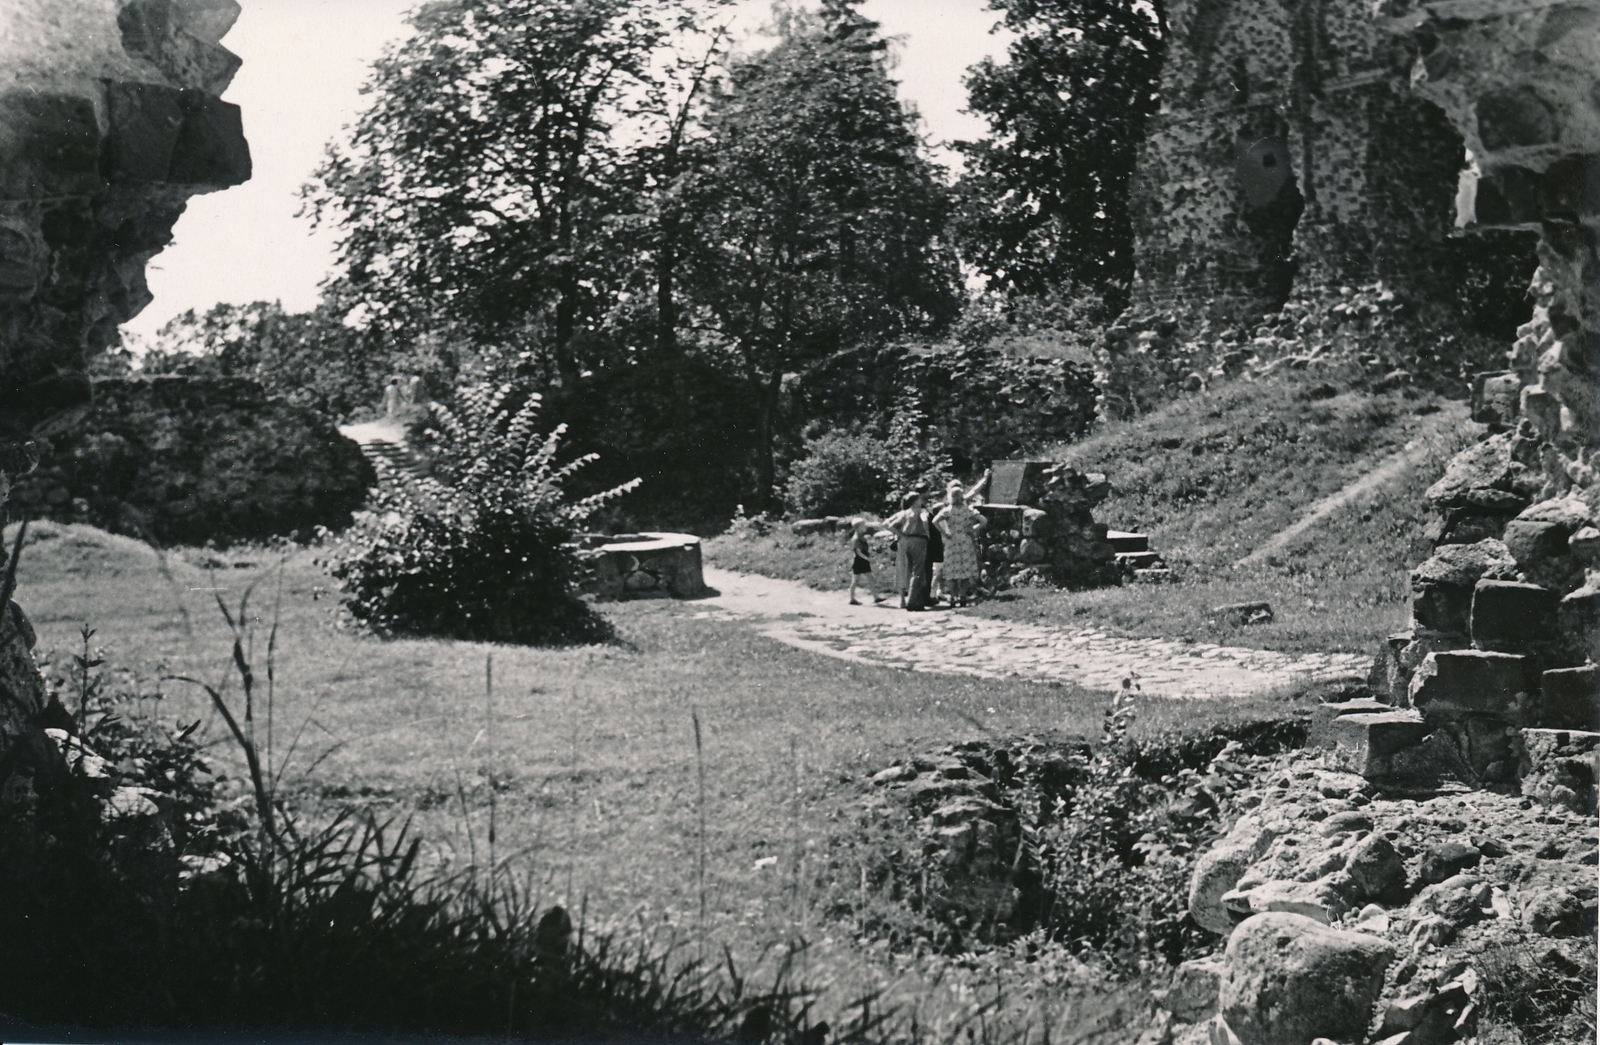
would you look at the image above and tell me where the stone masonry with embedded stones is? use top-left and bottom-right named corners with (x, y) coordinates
top-left (0, 0), bottom-right (250, 817)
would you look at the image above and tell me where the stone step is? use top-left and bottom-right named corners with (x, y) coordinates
top-left (1106, 529), bottom-right (1149, 553)
top-left (1117, 550), bottom-right (1163, 569)
top-left (359, 439), bottom-right (430, 481)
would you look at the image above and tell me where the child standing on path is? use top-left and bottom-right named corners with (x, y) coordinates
top-left (848, 518), bottom-right (886, 605)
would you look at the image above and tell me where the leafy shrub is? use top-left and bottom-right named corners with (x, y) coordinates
top-left (784, 430), bottom-right (896, 517)
top-left (7, 376), bottom-right (374, 546)
top-left (1015, 692), bottom-right (1212, 965)
top-left (325, 383), bottom-right (636, 645)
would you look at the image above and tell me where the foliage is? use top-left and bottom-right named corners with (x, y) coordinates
top-left (325, 383), bottom-right (635, 645)
top-left (784, 429), bottom-right (896, 518)
top-left (953, 0), bottom-right (1165, 307)
top-left (678, 0), bottom-right (962, 504)
top-left (1476, 940), bottom-right (1597, 1045)
top-left (133, 301), bottom-right (449, 423)
top-left (950, 286), bottom-right (1110, 361)
top-left (794, 343), bottom-right (1099, 481)
top-left (1018, 691), bottom-right (1210, 965)
top-left (6, 376), bottom-right (374, 546)
top-left (884, 389), bottom-right (952, 502)
top-left (303, 0), bottom-right (726, 385)
top-left (541, 356), bottom-right (758, 534)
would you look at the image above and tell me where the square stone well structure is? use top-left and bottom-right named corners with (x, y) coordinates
top-left (573, 532), bottom-right (709, 601)
top-left (976, 460), bottom-right (1123, 588)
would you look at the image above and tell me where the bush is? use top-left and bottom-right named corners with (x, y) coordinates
top-left (7, 376), bottom-right (374, 546)
top-left (325, 383), bottom-right (635, 645)
top-left (784, 430), bottom-right (896, 517)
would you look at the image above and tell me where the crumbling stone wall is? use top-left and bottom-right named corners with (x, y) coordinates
top-left (1130, 0), bottom-right (1468, 319)
top-left (0, 0), bottom-right (249, 800)
top-left (1395, 0), bottom-right (1599, 504)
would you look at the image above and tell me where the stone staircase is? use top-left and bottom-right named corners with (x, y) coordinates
top-left (357, 438), bottom-right (431, 483)
top-left (1108, 529), bottom-right (1172, 582)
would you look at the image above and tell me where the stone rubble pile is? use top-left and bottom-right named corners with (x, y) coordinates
top-left (974, 461), bottom-right (1162, 590)
top-left (1166, 743), bottom-right (1596, 1045)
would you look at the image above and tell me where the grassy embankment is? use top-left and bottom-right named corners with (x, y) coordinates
top-left (705, 364), bottom-right (1478, 655)
top-left (8, 521), bottom-right (1308, 1039)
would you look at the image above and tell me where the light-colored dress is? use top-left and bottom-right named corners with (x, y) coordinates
top-left (934, 503), bottom-right (985, 583)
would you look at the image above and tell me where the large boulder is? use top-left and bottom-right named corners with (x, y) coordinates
top-left (1218, 912), bottom-right (1395, 1045)
top-left (1188, 817), bottom-right (1280, 935)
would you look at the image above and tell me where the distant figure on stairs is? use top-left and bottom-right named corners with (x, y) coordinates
top-left (383, 375), bottom-right (426, 420)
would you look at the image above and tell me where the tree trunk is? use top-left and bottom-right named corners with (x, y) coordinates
top-left (752, 371), bottom-right (784, 512)
top-left (656, 214), bottom-right (678, 356)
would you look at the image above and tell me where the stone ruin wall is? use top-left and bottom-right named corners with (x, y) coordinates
top-left (1129, 0), bottom-right (1470, 318)
top-left (0, 0), bottom-right (250, 787)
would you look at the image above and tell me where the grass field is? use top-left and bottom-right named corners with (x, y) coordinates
top-left (8, 520), bottom-right (1308, 1037)
top-left (706, 368), bottom-right (1479, 655)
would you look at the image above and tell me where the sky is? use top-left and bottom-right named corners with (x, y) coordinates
top-left (126, 0), bottom-right (1014, 340)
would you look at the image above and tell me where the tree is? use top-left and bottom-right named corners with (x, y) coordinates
top-left (953, 0), bottom-right (1166, 309)
top-left (303, 0), bottom-right (723, 386)
top-left (678, 0), bottom-right (961, 506)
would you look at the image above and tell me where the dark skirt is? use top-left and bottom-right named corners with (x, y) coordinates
top-left (851, 554), bottom-right (872, 575)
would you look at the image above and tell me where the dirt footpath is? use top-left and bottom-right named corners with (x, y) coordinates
top-left (694, 567), bottom-right (1370, 698)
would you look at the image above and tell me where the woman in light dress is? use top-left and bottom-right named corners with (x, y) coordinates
top-left (933, 480), bottom-right (987, 607)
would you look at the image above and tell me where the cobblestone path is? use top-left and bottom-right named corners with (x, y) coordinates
top-left (695, 567), bottom-right (1370, 698)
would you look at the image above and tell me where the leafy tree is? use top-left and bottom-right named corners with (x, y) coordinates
top-left (678, 0), bottom-right (961, 506)
top-left (134, 301), bottom-right (446, 422)
top-left (953, 0), bottom-right (1166, 308)
top-left (303, 0), bottom-right (725, 385)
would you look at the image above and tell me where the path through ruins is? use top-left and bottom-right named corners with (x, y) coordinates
top-left (693, 567), bottom-right (1370, 698)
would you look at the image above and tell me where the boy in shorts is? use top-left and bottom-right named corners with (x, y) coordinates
top-left (848, 518), bottom-right (886, 605)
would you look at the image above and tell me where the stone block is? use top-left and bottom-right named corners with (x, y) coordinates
top-left (1469, 579), bottom-right (1558, 652)
top-left (1212, 601), bottom-right (1273, 626)
top-left (167, 92), bottom-right (251, 186)
top-left (1557, 585), bottom-right (1600, 663)
top-left (1021, 507), bottom-right (1050, 536)
top-left (1219, 913), bottom-right (1394, 1045)
top-left (105, 81), bottom-right (186, 183)
top-left (1345, 833), bottom-right (1406, 900)
top-left (1539, 666), bottom-right (1600, 732)
top-left (1419, 842), bottom-right (1481, 884)
top-left (1503, 496), bottom-right (1594, 594)
top-left (1408, 650), bottom-right (1532, 721)
top-left (1410, 540), bottom-right (1519, 633)
top-left (0, 90), bottom-right (104, 200)
top-left (1106, 529), bottom-right (1149, 553)
top-left (1018, 538), bottom-right (1046, 564)
top-left (1308, 698), bottom-right (1396, 748)
top-left (1472, 371), bottom-right (1521, 426)
top-left (1322, 711), bottom-right (1429, 779)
